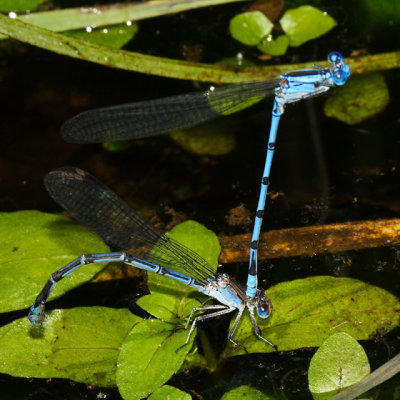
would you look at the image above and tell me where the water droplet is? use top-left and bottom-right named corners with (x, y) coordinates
top-left (8, 11), bottom-right (17, 19)
top-left (103, 28), bottom-right (108, 34)
top-left (86, 26), bottom-right (92, 33)
top-left (126, 20), bottom-right (132, 26)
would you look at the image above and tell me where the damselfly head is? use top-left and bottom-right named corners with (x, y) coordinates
top-left (256, 288), bottom-right (273, 319)
top-left (328, 51), bottom-right (351, 86)
top-left (28, 304), bottom-right (45, 325)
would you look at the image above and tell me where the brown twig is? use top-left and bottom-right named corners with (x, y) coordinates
top-left (96, 218), bottom-right (400, 281)
top-left (219, 218), bottom-right (400, 264)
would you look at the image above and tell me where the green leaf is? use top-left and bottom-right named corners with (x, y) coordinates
top-left (167, 220), bottom-right (221, 269)
top-left (280, 6), bottom-right (336, 47)
top-left (118, 221), bottom-right (219, 398)
top-left (148, 385), bottom-right (192, 400)
top-left (170, 121), bottom-right (236, 156)
top-left (0, 0), bottom-right (46, 12)
top-left (229, 11), bottom-right (273, 46)
top-left (324, 72), bottom-right (390, 125)
top-left (257, 34), bottom-right (289, 56)
top-left (0, 307), bottom-right (140, 386)
top-left (116, 319), bottom-right (195, 400)
top-left (223, 276), bottom-right (400, 357)
top-left (0, 211), bottom-right (109, 313)
top-left (220, 385), bottom-right (275, 399)
top-left (137, 293), bottom-right (201, 324)
top-left (309, 332), bottom-right (370, 400)
top-left (8, 1), bottom-right (249, 33)
top-left (65, 23), bottom-right (138, 49)
top-left (148, 220), bottom-right (220, 297)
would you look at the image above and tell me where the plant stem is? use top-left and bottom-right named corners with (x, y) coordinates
top-left (0, 14), bottom-right (399, 83)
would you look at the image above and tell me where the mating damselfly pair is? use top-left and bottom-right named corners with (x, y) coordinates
top-left (29, 52), bottom-right (351, 350)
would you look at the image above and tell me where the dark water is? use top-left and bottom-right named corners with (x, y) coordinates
top-left (0, 1), bottom-right (399, 399)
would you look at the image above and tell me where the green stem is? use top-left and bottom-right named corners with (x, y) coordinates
top-left (0, 14), bottom-right (399, 83)
top-left (182, 327), bottom-right (219, 371)
top-left (198, 327), bottom-right (218, 372)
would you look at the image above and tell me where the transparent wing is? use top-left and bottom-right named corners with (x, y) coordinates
top-left (61, 80), bottom-right (278, 143)
top-left (44, 167), bottom-right (216, 283)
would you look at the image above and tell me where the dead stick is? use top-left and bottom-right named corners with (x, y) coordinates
top-left (219, 218), bottom-right (400, 264)
top-left (97, 218), bottom-right (400, 280)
